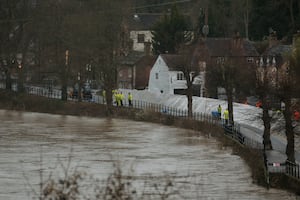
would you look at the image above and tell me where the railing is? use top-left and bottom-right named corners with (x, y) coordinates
top-left (2, 83), bottom-right (299, 182)
top-left (286, 161), bottom-right (300, 180)
top-left (25, 86), bottom-right (62, 99)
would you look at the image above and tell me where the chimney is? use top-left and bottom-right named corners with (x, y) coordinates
top-left (268, 30), bottom-right (278, 48)
top-left (144, 41), bottom-right (151, 56)
top-left (233, 31), bottom-right (242, 49)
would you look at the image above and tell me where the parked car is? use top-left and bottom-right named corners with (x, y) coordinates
top-left (70, 88), bottom-right (92, 100)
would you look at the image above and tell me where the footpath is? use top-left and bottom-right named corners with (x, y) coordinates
top-left (239, 123), bottom-right (300, 164)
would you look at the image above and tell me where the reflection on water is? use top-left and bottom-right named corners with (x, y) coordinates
top-left (0, 109), bottom-right (298, 200)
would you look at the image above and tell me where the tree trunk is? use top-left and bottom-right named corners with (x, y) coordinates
top-left (105, 88), bottom-right (113, 116)
top-left (262, 95), bottom-right (273, 150)
top-left (187, 82), bottom-right (193, 118)
top-left (61, 63), bottom-right (68, 101)
top-left (61, 84), bottom-right (68, 101)
top-left (283, 97), bottom-right (295, 163)
top-left (289, 0), bottom-right (295, 32)
top-left (226, 86), bottom-right (234, 125)
top-left (78, 80), bottom-right (82, 102)
top-left (5, 68), bottom-right (12, 90)
top-left (244, 0), bottom-right (249, 39)
top-left (17, 68), bottom-right (24, 93)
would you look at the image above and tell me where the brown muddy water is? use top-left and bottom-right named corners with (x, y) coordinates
top-left (0, 109), bottom-right (298, 200)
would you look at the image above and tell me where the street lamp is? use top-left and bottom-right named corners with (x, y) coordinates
top-left (77, 72), bottom-right (81, 81)
top-left (16, 53), bottom-right (22, 69)
top-left (85, 63), bottom-right (92, 84)
top-left (16, 53), bottom-right (23, 92)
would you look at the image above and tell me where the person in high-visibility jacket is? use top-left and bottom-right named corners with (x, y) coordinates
top-left (114, 91), bottom-right (120, 106)
top-left (128, 92), bottom-right (133, 106)
top-left (217, 105), bottom-right (222, 119)
top-left (120, 92), bottom-right (124, 106)
top-left (223, 108), bottom-right (229, 125)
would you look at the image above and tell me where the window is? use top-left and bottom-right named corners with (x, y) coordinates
top-left (247, 57), bottom-right (254, 63)
top-left (216, 57), bottom-right (225, 64)
top-left (177, 72), bottom-right (185, 80)
top-left (155, 73), bottom-right (159, 79)
top-left (137, 34), bottom-right (145, 43)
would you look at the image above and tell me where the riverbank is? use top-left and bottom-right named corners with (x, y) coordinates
top-left (0, 89), bottom-right (299, 195)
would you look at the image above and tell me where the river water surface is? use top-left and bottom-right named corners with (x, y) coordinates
top-left (0, 109), bottom-right (297, 200)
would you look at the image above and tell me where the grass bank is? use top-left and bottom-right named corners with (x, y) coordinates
top-left (0, 89), bottom-right (299, 195)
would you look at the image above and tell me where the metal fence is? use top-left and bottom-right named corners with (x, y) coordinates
top-left (25, 86), bottom-right (62, 99)
top-left (286, 161), bottom-right (300, 180)
top-left (2, 84), bottom-right (299, 182)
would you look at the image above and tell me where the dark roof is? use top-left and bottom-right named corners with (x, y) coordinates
top-left (202, 38), bottom-right (259, 57)
top-left (119, 51), bottom-right (145, 65)
top-left (160, 54), bottom-right (185, 70)
top-left (136, 55), bottom-right (157, 68)
top-left (263, 45), bottom-right (292, 57)
top-left (243, 40), bottom-right (260, 56)
top-left (128, 14), bottom-right (163, 30)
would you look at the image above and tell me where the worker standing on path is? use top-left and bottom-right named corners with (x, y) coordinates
top-left (223, 108), bottom-right (229, 125)
top-left (114, 91), bottom-right (120, 106)
top-left (128, 92), bottom-right (133, 106)
top-left (217, 105), bottom-right (222, 119)
top-left (120, 92), bottom-right (124, 106)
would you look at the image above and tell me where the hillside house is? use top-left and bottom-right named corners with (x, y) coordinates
top-left (261, 31), bottom-right (300, 98)
top-left (128, 14), bottom-right (162, 53)
top-left (148, 35), bottom-right (259, 98)
top-left (148, 54), bottom-right (206, 96)
top-left (194, 36), bottom-right (259, 98)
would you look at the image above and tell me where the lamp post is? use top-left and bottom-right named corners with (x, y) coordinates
top-left (61, 50), bottom-right (69, 101)
top-left (85, 63), bottom-right (92, 85)
top-left (16, 53), bottom-right (24, 92)
top-left (77, 71), bottom-right (82, 102)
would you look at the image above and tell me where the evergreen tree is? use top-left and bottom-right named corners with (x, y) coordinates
top-left (151, 5), bottom-right (191, 55)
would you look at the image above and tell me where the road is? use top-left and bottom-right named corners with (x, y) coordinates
top-left (239, 123), bottom-right (300, 164)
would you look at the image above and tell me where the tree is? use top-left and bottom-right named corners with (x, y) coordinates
top-left (32, 0), bottom-right (72, 101)
top-left (62, 0), bottom-right (131, 112)
top-left (219, 59), bottom-right (236, 125)
top-left (0, 0), bottom-right (31, 91)
top-left (249, 0), bottom-right (300, 41)
top-left (175, 43), bottom-right (199, 118)
top-left (151, 5), bottom-right (191, 55)
top-left (278, 34), bottom-right (300, 163)
top-left (255, 58), bottom-right (276, 150)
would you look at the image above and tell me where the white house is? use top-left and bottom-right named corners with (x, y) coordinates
top-left (148, 54), bottom-right (206, 96)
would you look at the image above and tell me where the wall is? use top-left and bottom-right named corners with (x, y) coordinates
top-left (148, 56), bottom-right (170, 94)
top-left (130, 30), bottom-right (153, 52)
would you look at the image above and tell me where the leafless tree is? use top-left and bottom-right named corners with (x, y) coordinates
top-left (277, 34), bottom-right (300, 163)
top-left (176, 43), bottom-right (199, 118)
top-left (0, 0), bottom-right (32, 91)
top-left (255, 57), bottom-right (276, 150)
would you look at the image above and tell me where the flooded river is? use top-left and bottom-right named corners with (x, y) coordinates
top-left (0, 109), bottom-right (298, 200)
